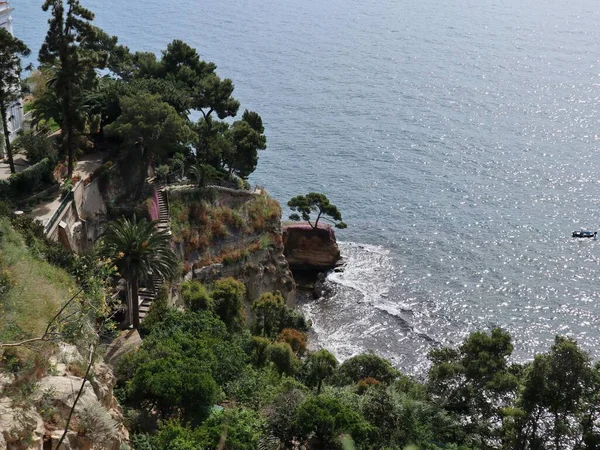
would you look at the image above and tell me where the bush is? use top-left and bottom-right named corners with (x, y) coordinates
top-left (295, 394), bottom-right (372, 449)
top-left (253, 292), bottom-right (310, 338)
top-left (266, 388), bottom-right (308, 447)
top-left (224, 365), bottom-right (281, 408)
top-left (180, 280), bottom-right (213, 312)
top-left (170, 158), bottom-right (184, 178)
top-left (60, 179), bottom-right (73, 198)
top-left (336, 353), bottom-right (400, 385)
top-left (196, 408), bottom-right (266, 450)
top-left (139, 286), bottom-right (170, 336)
top-left (128, 353), bottom-right (219, 420)
top-left (14, 132), bottom-right (57, 164)
top-left (211, 277), bottom-right (246, 332)
top-left (277, 328), bottom-right (308, 356)
top-left (266, 342), bottom-right (298, 376)
top-left (155, 164), bottom-right (170, 183)
top-left (78, 399), bottom-right (119, 442)
top-left (0, 158), bottom-right (55, 200)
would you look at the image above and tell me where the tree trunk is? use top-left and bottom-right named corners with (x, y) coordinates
top-left (0, 99), bottom-right (16, 174)
top-left (317, 378), bottom-right (322, 395)
top-left (64, 98), bottom-right (75, 179)
top-left (131, 276), bottom-right (140, 330)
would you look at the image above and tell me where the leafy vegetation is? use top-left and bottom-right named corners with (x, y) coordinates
top-left (0, 157), bottom-right (55, 200)
top-left (170, 189), bottom-right (281, 262)
top-left (100, 215), bottom-right (178, 329)
top-left (288, 192), bottom-right (347, 229)
top-left (119, 297), bottom-right (600, 450)
top-left (0, 28), bottom-right (30, 174)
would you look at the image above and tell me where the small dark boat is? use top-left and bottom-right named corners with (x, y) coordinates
top-left (572, 230), bottom-right (597, 238)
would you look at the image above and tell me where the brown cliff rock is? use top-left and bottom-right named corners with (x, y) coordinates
top-left (282, 223), bottom-right (341, 272)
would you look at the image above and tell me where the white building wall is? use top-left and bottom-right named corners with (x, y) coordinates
top-left (0, 1), bottom-right (25, 156)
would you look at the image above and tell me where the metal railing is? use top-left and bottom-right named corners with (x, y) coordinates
top-left (44, 190), bottom-right (73, 235)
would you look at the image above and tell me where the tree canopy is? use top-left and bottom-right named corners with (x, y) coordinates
top-left (39, 0), bottom-right (116, 178)
top-left (105, 92), bottom-right (194, 157)
top-left (288, 192), bottom-right (347, 229)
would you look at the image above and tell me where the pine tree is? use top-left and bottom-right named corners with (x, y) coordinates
top-left (39, 0), bottom-right (110, 178)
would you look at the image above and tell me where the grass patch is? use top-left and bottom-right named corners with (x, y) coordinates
top-left (0, 218), bottom-right (76, 342)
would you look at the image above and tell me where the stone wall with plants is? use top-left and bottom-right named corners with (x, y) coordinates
top-left (170, 187), bottom-right (295, 303)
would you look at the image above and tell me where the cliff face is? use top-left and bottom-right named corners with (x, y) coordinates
top-left (0, 345), bottom-right (128, 450)
top-left (190, 245), bottom-right (296, 307)
top-left (56, 147), bottom-right (149, 254)
top-left (282, 223), bottom-right (341, 272)
top-left (172, 186), bottom-right (296, 304)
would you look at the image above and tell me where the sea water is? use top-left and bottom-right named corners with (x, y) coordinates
top-left (16, 0), bottom-right (600, 373)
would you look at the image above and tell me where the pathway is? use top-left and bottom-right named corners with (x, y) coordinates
top-left (0, 156), bottom-right (29, 181)
top-left (30, 152), bottom-right (106, 227)
top-left (138, 188), bottom-right (171, 322)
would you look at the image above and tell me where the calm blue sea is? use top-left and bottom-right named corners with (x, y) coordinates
top-left (16, 0), bottom-right (600, 372)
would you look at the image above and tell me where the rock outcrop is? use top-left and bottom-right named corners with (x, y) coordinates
top-left (0, 398), bottom-right (45, 450)
top-left (104, 329), bottom-right (142, 368)
top-left (0, 344), bottom-right (128, 450)
top-left (282, 223), bottom-right (341, 272)
top-left (190, 245), bottom-right (296, 306)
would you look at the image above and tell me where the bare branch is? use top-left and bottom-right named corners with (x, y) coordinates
top-left (0, 288), bottom-right (84, 349)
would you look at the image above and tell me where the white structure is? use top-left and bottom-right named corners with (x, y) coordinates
top-left (0, 1), bottom-right (25, 156)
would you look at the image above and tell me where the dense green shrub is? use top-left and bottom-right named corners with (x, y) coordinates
top-left (155, 164), bottom-right (170, 183)
top-left (211, 277), bottom-right (246, 332)
top-left (266, 387), bottom-right (308, 447)
top-left (180, 279), bottom-right (213, 312)
top-left (336, 353), bottom-right (400, 385)
top-left (139, 286), bottom-right (170, 337)
top-left (266, 342), bottom-right (299, 376)
top-left (126, 342), bottom-right (219, 420)
top-left (148, 408), bottom-right (265, 450)
top-left (60, 179), bottom-right (73, 198)
top-left (0, 158), bottom-right (55, 199)
top-left (14, 132), bottom-right (57, 164)
top-left (224, 365), bottom-right (281, 408)
top-left (295, 394), bottom-right (372, 449)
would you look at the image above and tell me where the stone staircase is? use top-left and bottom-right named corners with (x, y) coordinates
top-left (138, 188), bottom-right (171, 323)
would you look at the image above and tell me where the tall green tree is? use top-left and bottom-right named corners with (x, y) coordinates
top-left (39, 0), bottom-right (111, 178)
top-left (105, 92), bottom-right (195, 157)
top-left (252, 292), bottom-right (288, 338)
top-left (210, 277), bottom-right (246, 332)
top-left (428, 328), bottom-right (519, 449)
top-left (304, 349), bottom-right (338, 394)
top-left (0, 29), bottom-right (30, 174)
top-left (101, 216), bottom-right (177, 329)
top-left (515, 336), bottom-right (594, 450)
top-left (223, 110), bottom-right (267, 179)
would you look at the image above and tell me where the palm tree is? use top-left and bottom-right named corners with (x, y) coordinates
top-left (101, 216), bottom-right (177, 329)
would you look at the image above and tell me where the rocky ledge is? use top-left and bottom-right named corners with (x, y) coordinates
top-left (282, 223), bottom-right (341, 272)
